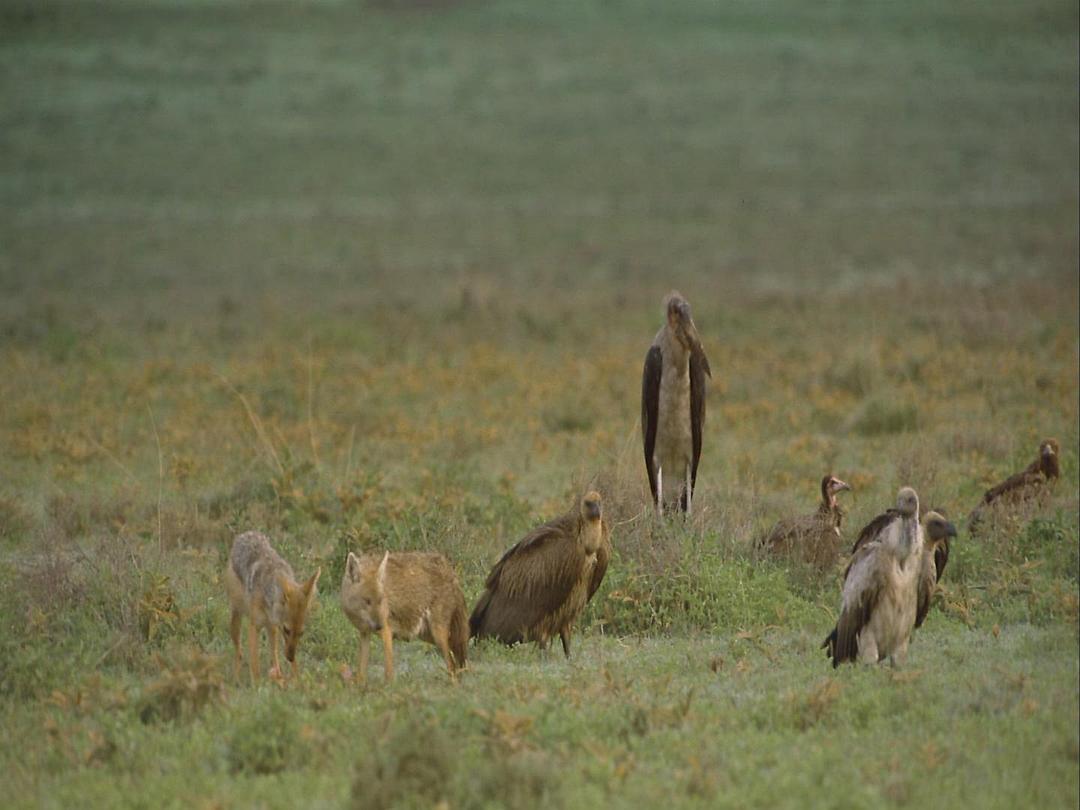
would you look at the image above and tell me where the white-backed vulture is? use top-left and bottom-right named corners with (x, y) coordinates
top-left (916, 511), bottom-right (957, 629)
top-left (758, 474), bottom-right (851, 565)
top-left (968, 438), bottom-right (1060, 532)
top-left (823, 487), bottom-right (923, 667)
top-left (469, 491), bottom-right (612, 658)
top-left (641, 292), bottom-right (711, 515)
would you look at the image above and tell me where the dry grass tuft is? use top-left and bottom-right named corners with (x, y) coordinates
top-left (138, 647), bottom-right (224, 723)
top-left (788, 677), bottom-right (844, 730)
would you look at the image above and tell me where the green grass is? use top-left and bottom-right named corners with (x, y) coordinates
top-left (0, 0), bottom-right (1078, 807)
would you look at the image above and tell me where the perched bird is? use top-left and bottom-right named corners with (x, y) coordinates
top-left (641, 292), bottom-right (712, 515)
top-left (968, 438), bottom-right (1060, 532)
top-left (758, 475), bottom-right (851, 565)
top-left (823, 487), bottom-right (924, 667)
top-left (469, 491), bottom-right (611, 658)
top-left (915, 511), bottom-right (957, 629)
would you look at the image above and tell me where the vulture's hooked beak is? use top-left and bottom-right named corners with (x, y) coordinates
top-left (944, 521), bottom-right (958, 538)
top-left (584, 500), bottom-right (602, 521)
top-left (833, 479), bottom-right (851, 493)
top-left (1041, 444), bottom-right (1056, 458)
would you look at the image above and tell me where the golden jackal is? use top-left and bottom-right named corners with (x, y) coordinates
top-left (225, 531), bottom-right (321, 684)
top-left (340, 551), bottom-right (468, 683)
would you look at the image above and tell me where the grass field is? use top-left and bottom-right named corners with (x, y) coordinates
top-left (1, 0), bottom-right (1078, 807)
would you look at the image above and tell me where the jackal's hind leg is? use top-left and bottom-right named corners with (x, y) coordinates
top-left (430, 623), bottom-right (457, 681)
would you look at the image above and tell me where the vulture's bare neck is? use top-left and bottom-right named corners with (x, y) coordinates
top-left (579, 518), bottom-right (603, 556)
top-left (895, 513), bottom-right (920, 563)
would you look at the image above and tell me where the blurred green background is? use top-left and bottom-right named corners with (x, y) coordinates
top-left (0, 1), bottom-right (1077, 808)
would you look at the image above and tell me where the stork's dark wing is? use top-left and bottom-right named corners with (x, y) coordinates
top-left (830, 544), bottom-right (886, 666)
top-left (587, 519), bottom-right (612, 602)
top-left (849, 509), bottom-right (899, 555)
top-left (689, 346), bottom-right (710, 494)
top-left (641, 345), bottom-right (662, 504)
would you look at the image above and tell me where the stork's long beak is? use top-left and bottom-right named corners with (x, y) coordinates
top-left (679, 309), bottom-right (704, 351)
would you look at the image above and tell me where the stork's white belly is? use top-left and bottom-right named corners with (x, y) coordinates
top-left (654, 369), bottom-right (692, 479)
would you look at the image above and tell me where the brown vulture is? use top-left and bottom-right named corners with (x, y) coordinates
top-left (758, 474), bottom-right (851, 565)
top-left (641, 292), bottom-right (711, 515)
top-left (915, 511), bottom-right (957, 630)
top-left (968, 438), bottom-right (1060, 532)
top-left (469, 491), bottom-right (612, 658)
top-left (823, 487), bottom-right (923, 667)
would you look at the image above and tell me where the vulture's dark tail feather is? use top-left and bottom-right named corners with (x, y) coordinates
top-left (468, 591), bottom-right (491, 639)
top-left (822, 627), bottom-right (838, 667)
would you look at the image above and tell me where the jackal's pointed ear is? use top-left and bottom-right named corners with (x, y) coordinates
top-left (303, 568), bottom-right (321, 600)
top-left (345, 552), bottom-right (362, 583)
top-left (276, 572), bottom-right (295, 599)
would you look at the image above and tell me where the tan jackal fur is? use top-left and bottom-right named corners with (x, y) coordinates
top-left (225, 531), bottom-right (320, 684)
top-left (340, 550), bottom-right (468, 683)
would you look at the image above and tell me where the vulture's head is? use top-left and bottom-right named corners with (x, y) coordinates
top-left (923, 511), bottom-right (957, 545)
top-left (895, 487), bottom-right (919, 518)
top-left (579, 491), bottom-right (603, 553)
top-left (820, 475), bottom-right (851, 508)
top-left (1039, 438), bottom-right (1060, 478)
top-left (664, 291), bottom-right (705, 356)
top-left (580, 491), bottom-right (603, 523)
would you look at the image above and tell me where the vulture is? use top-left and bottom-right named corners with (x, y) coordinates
top-left (758, 475), bottom-right (851, 565)
top-left (916, 511), bottom-right (957, 630)
top-left (968, 438), bottom-right (1060, 532)
top-left (469, 491), bottom-right (612, 658)
top-left (823, 487), bottom-right (923, 667)
top-left (641, 292), bottom-right (712, 515)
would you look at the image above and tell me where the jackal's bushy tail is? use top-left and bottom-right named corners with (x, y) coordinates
top-left (450, 602), bottom-right (469, 670)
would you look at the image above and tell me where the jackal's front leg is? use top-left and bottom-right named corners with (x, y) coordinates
top-left (268, 626), bottom-right (284, 682)
top-left (230, 610), bottom-right (244, 682)
top-left (247, 621), bottom-right (260, 684)
top-left (381, 624), bottom-right (395, 682)
top-left (357, 633), bottom-right (370, 685)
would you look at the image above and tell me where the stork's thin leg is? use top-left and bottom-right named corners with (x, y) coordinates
top-left (656, 467), bottom-right (663, 516)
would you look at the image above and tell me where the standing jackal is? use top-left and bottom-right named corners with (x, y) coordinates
top-left (341, 551), bottom-right (468, 683)
top-left (225, 531), bottom-right (321, 684)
